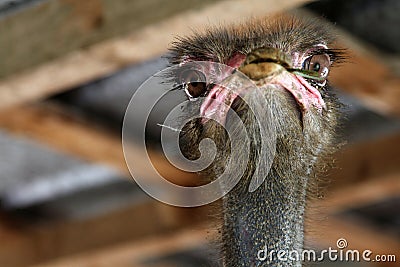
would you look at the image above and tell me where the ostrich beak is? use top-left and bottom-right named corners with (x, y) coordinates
top-left (200, 47), bottom-right (326, 125)
top-left (239, 47), bottom-right (292, 80)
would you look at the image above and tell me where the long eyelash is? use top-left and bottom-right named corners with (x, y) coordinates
top-left (310, 48), bottom-right (348, 64)
top-left (287, 48), bottom-right (347, 81)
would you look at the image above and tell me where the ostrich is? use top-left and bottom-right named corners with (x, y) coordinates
top-left (169, 16), bottom-right (344, 266)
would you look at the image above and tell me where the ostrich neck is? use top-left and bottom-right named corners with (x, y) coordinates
top-left (222, 168), bottom-right (308, 267)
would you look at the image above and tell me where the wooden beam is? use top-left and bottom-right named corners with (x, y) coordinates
top-left (329, 33), bottom-right (400, 117)
top-left (0, 200), bottom-right (210, 267)
top-left (0, 103), bottom-right (198, 186)
top-left (14, 207), bottom-right (400, 267)
top-left (0, 0), bottom-right (313, 110)
top-left (321, 174), bottom-right (400, 213)
top-left (0, 103), bottom-right (399, 187)
top-left (0, 105), bottom-right (399, 266)
top-left (306, 176), bottom-right (400, 266)
top-left (1, 191), bottom-right (398, 267)
top-left (307, 174), bottom-right (400, 259)
top-left (17, 218), bottom-right (399, 267)
top-left (327, 133), bottom-right (400, 188)
top-left (30, 225), bottom-right (215, 267)
top-left (2, 2), bottom-right (399, 116)
top-left (2, 202), bottom-right (397, 267)
top-left (0, 0), bottom-right (221, 79)
top-left (0, 116), bottom-right (397, 266)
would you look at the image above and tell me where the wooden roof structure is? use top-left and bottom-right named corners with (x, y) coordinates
top-left (0, 0), bottom-right (398, 266)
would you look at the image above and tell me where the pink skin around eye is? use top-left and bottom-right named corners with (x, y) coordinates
top-left (198, 50), bottom-right (327, 125)
top-left (227, 53), bottom-right (247, 69)
top-left (199, 53), bottom-right (247, 124)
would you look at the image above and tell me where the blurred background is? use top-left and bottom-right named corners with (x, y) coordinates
top-left (0, 0), bottom-right (399, 266)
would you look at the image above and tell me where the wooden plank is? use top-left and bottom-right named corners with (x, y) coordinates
top-left (0, 200), bottom-right (210, 267)
top-left (327, 133), bottom-right (400, 188)
top-left (0, 0), bottom-right (313, 110)
top-left (16, 210), bottom-right (400, 267)
top-left (306, 178), bottom-right (400, 266)
top-left (321, 174), bottom-right (400, 213)
top-left (1, 188), bottom-right (398, 267)
top-left (329, 33), bottom-right (400, 117)
top-left (0, 0), bottom-right (221, 79)
top-left (0, 103), bottom-right (399, 187)
top-left (0, 103), bottom-right (198, 186)
top-left (307, 174), bottom-right (400, 259)
top-left (0, 107), bottom-right (398, 266)
top-left (2, 2), bottom-right (399, 116)
top-left (30, 226), bottom-right (215, 267)
top-left (0, 106), bottom-right (398, 266)
top-left (1, 202), bottom-right (397, 267)
top-left (20, 218), bottom-right (400, 267)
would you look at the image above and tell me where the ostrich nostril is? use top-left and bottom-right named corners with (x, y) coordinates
top-left (244, 47), bottom-right (293, 68)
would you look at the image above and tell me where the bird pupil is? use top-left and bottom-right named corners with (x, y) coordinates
top-left (187, 82), bottom-right (206, 98)
top-left (313, 62), bottom-right (320, 72)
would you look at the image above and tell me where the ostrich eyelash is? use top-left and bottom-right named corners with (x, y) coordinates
top-left (288, 48), bottom-right (347, 80)
top-left (310, 48), bottom-right (348, 64)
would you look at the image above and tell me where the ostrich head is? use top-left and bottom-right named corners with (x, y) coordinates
top-left (169, 16), bottom-right (344, 266)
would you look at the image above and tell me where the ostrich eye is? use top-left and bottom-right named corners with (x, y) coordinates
top-left (302, 54), bottom-right (330, 79)
top-left (179, 70), bottom-right (207, 99)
